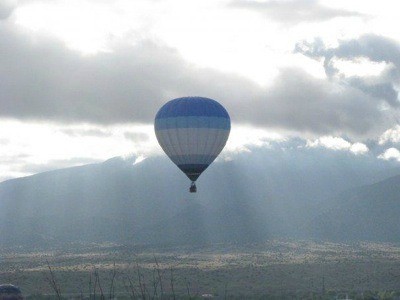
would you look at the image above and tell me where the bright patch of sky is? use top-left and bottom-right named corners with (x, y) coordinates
top-left (0, 120), bottom-right (157, 181)
top-left (14, 0), bottom-right (152, 53)
top-left (223, 126), bottom-right (286, 154)
top-left (329, 0), bottom-right (400, 41)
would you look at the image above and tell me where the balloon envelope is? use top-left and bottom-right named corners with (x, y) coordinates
top-left (155, 97), bottom-right (230, 182)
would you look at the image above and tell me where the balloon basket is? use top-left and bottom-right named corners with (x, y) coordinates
top-left (190, 182), bottom-right (197, 193)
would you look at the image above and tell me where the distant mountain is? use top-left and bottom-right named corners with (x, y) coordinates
top-left (311, 175), bottom-right (400, 242)
top-left (1, 147), bottom-right (400, 246)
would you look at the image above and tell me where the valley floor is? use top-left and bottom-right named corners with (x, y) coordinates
top-left (1, 240), bottom-right (400, 299)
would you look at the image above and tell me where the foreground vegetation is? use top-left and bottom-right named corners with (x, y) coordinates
top-left (1, 240), bottom-right (400, 299)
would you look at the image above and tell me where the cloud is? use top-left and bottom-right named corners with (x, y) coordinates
top-left (133, 155), bottom-right (146, 165)
top-left (378, 147), bottom-right (400, 161)
top-left (379, 125), bottom-right (400, 145)
top-left (229, 0), bottom-right (362, 25)
top-left (0, 138), bottom-right (9, 145)
top-left (349, 143), bottom-right (369, 155)
top-left (60, 128), bottom-right (112, 137)
top-left (0, 119), bottom-right (160, 181)
top-left (0, 153), bottom-right (29, 165)
top-left (307, 136), bottom-right (351, 150)
top-left (237, 68), bottom-right (390, 136)
top-left (124, 132), bottom-right (149, 142)
top-left (0, 28), bottom-right (170, 124)
top-left (346, 76), bottom-right (398, 107)
top-left (297, 34), bottom-right (400, 63)
top-left (0, 0), bottom-right (17, 20)
top-left (306, 136), bottom-right (369, 154)
top-left (0, 25), bottom-right (259, 125)
top-left (0, 25), bottom-right (395, 138)
top-left (295, 34), bottom-right (400, 107)
top-left (18, 157), bottom-right (101, 174)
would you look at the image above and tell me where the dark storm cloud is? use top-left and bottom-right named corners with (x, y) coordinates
top-left (0, 27), bottom-right (171, 124)
top-left (296, 35), bottom-right (400, 72)
top-left (296, 34), bottom-right (400, 107)
top-left (0, 26), bottom-right (395, 137)
top-left (229, 0), bottom-right (362, 25)
top-left (231, 68), bottom-right (389, 136)
top-left (347, 77), bottom-right (399, 107)
top-left (0, 24), bottom-right (260, 125)
top-left (0, 25), bottom-right (258, 125)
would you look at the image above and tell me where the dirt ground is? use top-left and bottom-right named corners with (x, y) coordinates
top-left (1, 240), bottom-right (400, 298)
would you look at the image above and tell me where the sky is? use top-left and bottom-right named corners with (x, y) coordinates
top-left (1, 0), bottom-right (400, 181)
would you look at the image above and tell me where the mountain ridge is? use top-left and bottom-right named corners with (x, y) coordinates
top-left (1, 149), bottom-right (400, 246)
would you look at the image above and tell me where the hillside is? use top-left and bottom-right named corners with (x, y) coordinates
top-left (312, 175), bottom-right (400, 242)
top-left (0, 148), bottom-right (399, 246)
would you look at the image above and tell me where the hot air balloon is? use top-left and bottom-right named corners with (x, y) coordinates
top-left (154, 96), bottom-right (231, 193)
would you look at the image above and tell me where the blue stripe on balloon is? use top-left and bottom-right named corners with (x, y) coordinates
top-left (170, 154), bottom-right (217, 164)
top-left (177, 164), bottom-right (210, 181)
top-left (178, 164), bottom-right (209, 172)
top-left (155, 116), bottom-right (231, 130)
top-left (156, 97), bottom-right (230, 119)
